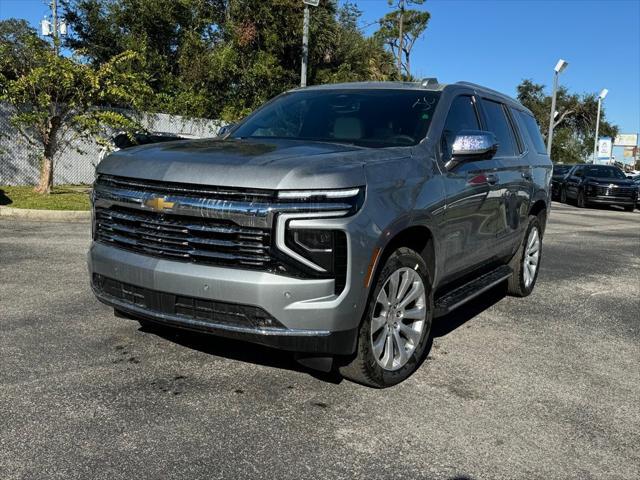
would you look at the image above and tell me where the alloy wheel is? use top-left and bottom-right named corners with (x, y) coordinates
top-left (523, 226), bottom-right (540, 288)
top-left (370, 267), bottom-right (427, 371)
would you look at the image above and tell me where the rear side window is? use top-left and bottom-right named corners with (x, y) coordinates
top-left (517, 110), bottom-right (547, 154)
top-left (482, 99), bottom-right (516, 157)
top-left (441, 95), bottom-right (481, 159)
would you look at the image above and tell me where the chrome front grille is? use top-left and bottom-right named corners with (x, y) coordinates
top-left (95, 206), bottom-right (272, 268)
top-left (593, 185), bottom-right (636, 197)
top-left (98, 174), bottom-right (277, 202)
top-left (92, 174), bottom-right (354, 277)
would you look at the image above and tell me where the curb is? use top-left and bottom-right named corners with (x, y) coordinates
top-left (0, 206), bottom-right (90, 222)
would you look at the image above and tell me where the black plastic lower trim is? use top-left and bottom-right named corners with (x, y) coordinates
top-left (92, 277), bottom-right (358, 355)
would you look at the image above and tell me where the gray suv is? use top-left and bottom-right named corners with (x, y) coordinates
top-left (89, 80), bottom-right (552, 387)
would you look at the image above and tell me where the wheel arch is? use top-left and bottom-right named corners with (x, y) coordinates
top-left (528, 198), bottom-right (548, 233)
top-left (373, 225), bottom-right (436, 287)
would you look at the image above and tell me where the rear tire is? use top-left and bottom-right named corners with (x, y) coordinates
top-left (624, 204), bottom-right (635, 212)
top-left (507, 215), bottom-right (542, 297)
top-left (339, 247), bottom-right (433, 388)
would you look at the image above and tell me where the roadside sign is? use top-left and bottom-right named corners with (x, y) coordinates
top-left (303, 0), bottom-right (320, 5)
top-left (614, 133), bottom-right (638, 147)
top-left (597, 137), bottom-right (612, 158)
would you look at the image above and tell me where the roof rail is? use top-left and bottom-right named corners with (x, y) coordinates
top-left (455, 81), bottom-right (519, 103)
top-left (421, 77), bottom-right (439, 88)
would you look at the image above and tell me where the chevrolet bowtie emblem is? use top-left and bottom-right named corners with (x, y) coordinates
top-left (144, 196), bottom-right (175, 211)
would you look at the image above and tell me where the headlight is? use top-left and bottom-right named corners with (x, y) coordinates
top-left (286, 229), bottom-right (339, 272)
top-left (278, 187), bottom-right (362, 200)
top-left (283, 227), bottom-right (348, 294)
top-left (277, 187), bottom-right (365, 215)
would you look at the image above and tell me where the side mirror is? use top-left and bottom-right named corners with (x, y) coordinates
top-left (218, 123), bottom-right (236, 137)
top-left (446, 130), bottom-right (498, 170)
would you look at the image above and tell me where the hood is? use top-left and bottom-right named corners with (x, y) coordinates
top-left (96, 138), bottom-right (407, 190)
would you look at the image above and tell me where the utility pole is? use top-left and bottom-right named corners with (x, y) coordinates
top-left (41, 0), bottom-right (66, 55)
top-left (397, 0), bottom-right (405, 77)
top-left (301, 4), bottom-right (310, 87)
top-left (300, 1), bottom-right (318, 88)
top-left (51, 0), bottom-right (60, 56)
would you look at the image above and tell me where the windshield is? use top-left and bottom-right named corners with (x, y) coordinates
top-left (232, 89), bottom-right (441, 148)
top-left (553, 165), bottom-right (571, 175)
top-left (583, 165), bottom-right (627, 179)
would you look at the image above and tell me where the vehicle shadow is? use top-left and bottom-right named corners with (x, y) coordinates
top-left (139, 284), bottom-right (506, 385)
top-left (138, 321), bottom-right (344, 384)
top-left (432, 283), bottom-right (506, 338)
top-left (0, 188), bottom-right (12, 206)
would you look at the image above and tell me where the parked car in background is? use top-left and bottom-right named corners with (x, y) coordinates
top-left (633, 177), bottom-right (640, 209)
top-left (559, 164), bottom-right (637, 211)
top-left (89, 80), bottom-right (552, 387)
top-left (551, 164), bottom-right (572, 199)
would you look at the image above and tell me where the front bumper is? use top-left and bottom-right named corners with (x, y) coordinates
top-left (586, 195), bottom-right (636, 205)
top-left (88, 241), bottom-right (367, 355)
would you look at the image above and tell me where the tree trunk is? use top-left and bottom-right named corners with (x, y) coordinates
top-left (35, 118), bottom-right (60, 195)
top-left (397, 2), bottom-right (405, 77)
top-left (35, 155), bottom-right (54, 194)
top-left (405, 50), bottom-right (411, 78)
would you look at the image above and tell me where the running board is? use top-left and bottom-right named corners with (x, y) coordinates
top-left (434, 265), bottom-right (513, 317)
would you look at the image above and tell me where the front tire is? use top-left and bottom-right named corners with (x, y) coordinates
top-left (339, 247), bottom-right (433, 388)
top-left (507, 215), bottom-right (542, 297)
top-left (577, 190), bottom-right (587, 208)
top-left (624, 204), bottom-right (635, 212)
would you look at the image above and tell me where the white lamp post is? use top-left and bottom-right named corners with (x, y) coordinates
top-left (546, 59), bottom-right (568, 156)
top-left (593, 88), bottom-right (608, 162)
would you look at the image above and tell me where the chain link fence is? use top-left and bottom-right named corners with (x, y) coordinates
top-left (0, 103), bottom-right (223, 186)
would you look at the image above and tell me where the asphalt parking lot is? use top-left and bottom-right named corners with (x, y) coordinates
top-left (1, 202), bottom-right (638, 480)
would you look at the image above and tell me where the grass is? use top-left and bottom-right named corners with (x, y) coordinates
top-left (0, 185), bottom-right (91, 211)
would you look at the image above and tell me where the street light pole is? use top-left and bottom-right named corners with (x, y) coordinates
top-left (592, 88), bottom-right (608, 163)
top-left (546, 59), bottom-right (568, 156)
top-left (300, 4), bottom-right (310, 87)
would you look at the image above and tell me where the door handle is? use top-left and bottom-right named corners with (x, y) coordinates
top-left (485, 173), bottom-right (498, 185)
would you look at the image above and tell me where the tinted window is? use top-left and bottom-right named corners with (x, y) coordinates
top-left (441, 95), bottom-right (480, 159)
top-left (482, 99), bottom-right (516, 157)
top-left (232, 89), bottom-right (441, 148)
top-left (553, 164), bottom-right (571, 175)
top-left (517, 111), bottom-right (547, 154)
top-left (583, 165), bottom-right (627, 179)
top-left (574, 166), bottom-right (584, 177)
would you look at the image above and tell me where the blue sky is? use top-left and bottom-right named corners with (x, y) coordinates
top-left (348, 0), bottom-right (640, 156)
top-left (2, 0), bottom-right (638, 154)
